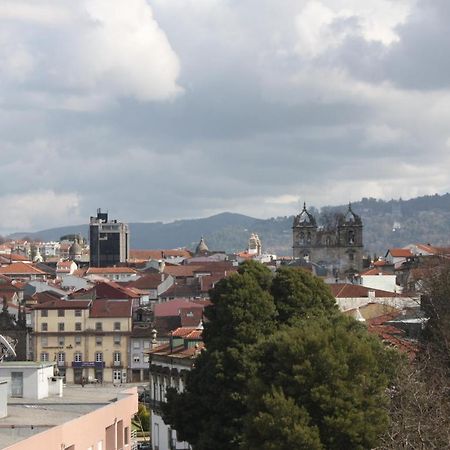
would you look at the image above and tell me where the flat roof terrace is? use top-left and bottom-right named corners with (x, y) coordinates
top-left (0, 384), bottom-right (136, 449)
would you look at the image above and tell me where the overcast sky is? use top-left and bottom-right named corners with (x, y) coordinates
top-left (0, 0), bottom-right (449, 233)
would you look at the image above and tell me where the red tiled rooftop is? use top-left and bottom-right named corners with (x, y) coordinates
top-left (0, 262), bottom-right (46, 275)
top-left (130, 249), bottom-right (192, 260)
top-left (154, 299), bottom-right (207, 317)
top-left (86, 267), bottom-right (138, 275)
top-left (32, 299), bottom-right (91, 310)
top-left (387, 248), bottom-right (413, 258)
top-left (89, 299), bottom-right (132, 318)
top-left (329, 283), bottom-right (402, 298)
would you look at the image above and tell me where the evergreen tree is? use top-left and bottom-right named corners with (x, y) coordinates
top-left (163, 263), bottom-right (394, 449)
top-left (242, 316), bottom-right (395, 450)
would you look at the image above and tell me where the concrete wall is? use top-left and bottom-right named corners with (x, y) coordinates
top-left (0, 364), bottom-right (54, 400)
top-left (0, 380), bottom-right (8, 419)
top-left (5, 387), bottom-right (138, 450)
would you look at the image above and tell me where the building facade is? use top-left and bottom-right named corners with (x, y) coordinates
top-left (89, 209), bottom-right (130, 267)
top-left (32, 298), bottom-right (132, 384)
top-left (293, 203), bottom-right (364, 275)
top-left (149, 328), bottom-right (203, 450)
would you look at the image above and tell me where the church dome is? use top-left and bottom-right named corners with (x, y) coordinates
top-left (195, 237), bottom-right (209, 255)
top-left (69, 240), bottom-right (82, 258)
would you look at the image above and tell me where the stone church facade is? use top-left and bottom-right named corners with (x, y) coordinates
top-left (292, 203), bottom-right (364, 275)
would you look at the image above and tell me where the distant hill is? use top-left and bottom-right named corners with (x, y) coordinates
top-left (7, 193), bottom-right (450, 256)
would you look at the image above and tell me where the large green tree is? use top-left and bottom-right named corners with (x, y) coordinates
top-left (163, 262), bottom-right (277, 450)
top-left (163, 263), bottom-right (394, 449)
top-left (242, 316), bottom-right (395, 450)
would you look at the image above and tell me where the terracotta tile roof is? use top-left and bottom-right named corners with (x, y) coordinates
top-left (154, 299), bottom-right (207, 317)
top-left (8, 253), bottom-right (30, 262)
top-left (32, 299), bottom-right (91, 310)
top-left (57, 261), bottom-right (75, 270)
top-left (83, 280), bottom-right (140, 300)
top-left (128, 273), bottom-right (170, 290)
top-left (0, 262), bottom-right (47, 275)
top-left (171, 326), bottom-right (201, 338)
top-left (387, 248), bottom-right (413, 258)
top-left (366, 312), bottom-right (419, 359)
top-left (162, 265), bottom-right (204, 277)
top-left (86, 267), bottom-right (138, 274)
top-left (150, 342), bottom-right (205, 359)
top-left (329, 283), bottom-right (402, 298)
top-left (32, 291), bottom-right (64, 304)
top-left (89, 299), bottom-right (132, 318)
top-left (373, 260), bottom-right (387, 267)
top-left (413, 243), bottom-right (450, 256)
top-left (200, 272), bottom-right (235, 292)
top-left (129, 249), bottom-right (192, 260)
top-left (360, 268), bottom-right (392, 276)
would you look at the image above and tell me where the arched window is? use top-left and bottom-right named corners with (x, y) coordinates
top-left (348, 230), bottom-right (355, 245)
top-left (306, 232), bottom-right (312, 244)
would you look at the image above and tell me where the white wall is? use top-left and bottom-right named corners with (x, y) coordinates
top-left (337, 296), bottom-right (419, 312)
top-left (360, 274), bottom-right (400, 293)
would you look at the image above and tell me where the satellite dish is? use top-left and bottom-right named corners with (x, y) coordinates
top-left (0, 335), bottom-right (17, 361)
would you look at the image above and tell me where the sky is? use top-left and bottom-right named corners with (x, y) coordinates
top-left (1, 0), bottom-right (450, 233)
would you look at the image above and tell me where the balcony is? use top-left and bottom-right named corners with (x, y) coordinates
top-left (113, 360), bottom-right (122, 367)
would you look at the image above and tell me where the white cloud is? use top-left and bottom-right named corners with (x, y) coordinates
top-left (0, 191), bottom-right (82, 234)
top-left (294, 0), bottom-right (412, 58)
top-left (0, 0), bottom-right (182, 109)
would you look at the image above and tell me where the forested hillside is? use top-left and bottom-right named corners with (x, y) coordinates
top-left (8, 193), bottom-right (450, 256)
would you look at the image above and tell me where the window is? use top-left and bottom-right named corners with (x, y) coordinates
top-left (114, 335), bottom-right (121, 345)
top-left (75, 309), bottom-right (82, 317)
top-left (58, 336), bottom-right (65, 346)
top-left (95, 322), bottom-right (102, 331)
top-left (41, 309), bottom-right (48, 317)
top-left (74, 352), bottom-right (82, 362)
top-left (143, 355), bottom-right (150, 363)
top-left (133, 354), bottom-right (140, 363)
top-left (96, 336), bottom-right (102, 345)
top-left (75, 322), bottom-right (82, 331)
top-left (114, 322), bottom-right (121, 331)
top-left (95, 352), bottom-right (103, 362)
top-left (143, 340), bottom-right (150, 349)
top-left (58, 309), bottom-right (65, 317)
top-left (113, 352), bottom-right (121, 363)
top-left (58, 323), bottom-right (65, 332)
top-left (75, 335), bottom-right (82, 345)
top-left (57, 352), bottom-right (65, 364)
top-left (41, 323), bottom-right (48, 332)
top-left (124, 427), bottom-right (129, 445)
top-left (40, 352), bottom-right (49, 362)
top-left (41, 336), bottom-right (48, 347)
top-left (133, 341), bottom-right (141, 349)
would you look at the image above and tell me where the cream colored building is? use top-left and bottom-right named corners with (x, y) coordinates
top-left (31, 298), bottom-right (132, 384)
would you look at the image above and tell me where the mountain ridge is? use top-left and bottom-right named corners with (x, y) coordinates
top-left (7, 193), bottom-right (450, 255)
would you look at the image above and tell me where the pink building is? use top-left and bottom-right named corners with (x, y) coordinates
top-left (1, 385), bottom-right (138, 450)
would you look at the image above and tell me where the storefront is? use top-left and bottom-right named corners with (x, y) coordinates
top-left (71, 361), bottom-right (105, 383)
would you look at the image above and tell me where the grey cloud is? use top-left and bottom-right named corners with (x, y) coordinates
top-left (0, 0), bottom-right (449, 232)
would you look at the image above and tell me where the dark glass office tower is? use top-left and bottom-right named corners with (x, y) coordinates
top-left (89, 209), bottom-right (130, 267)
